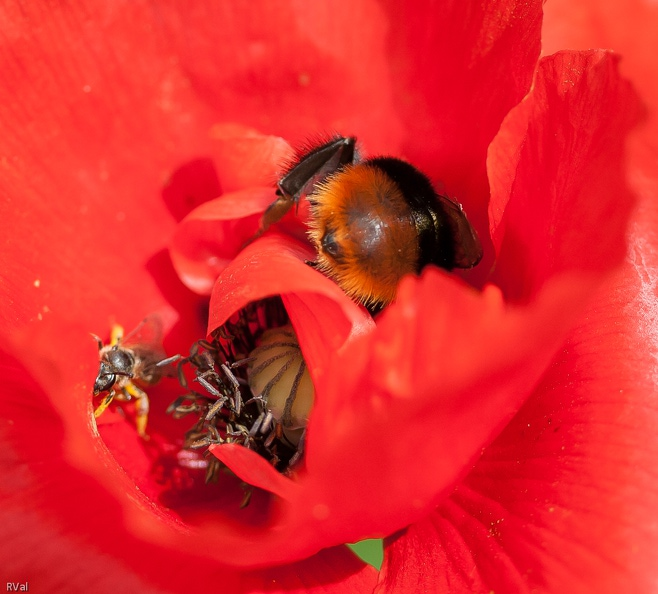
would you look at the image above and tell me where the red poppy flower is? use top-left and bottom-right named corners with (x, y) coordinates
top-left (1, 1), bottom-right (655, 593)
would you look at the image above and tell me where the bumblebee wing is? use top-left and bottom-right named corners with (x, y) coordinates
top-left (259, 136), bottom-right (357, 234)
top-left (278, 136), bottom-right (356, 204)
top-left (438, 195), bottom-right (483, 269)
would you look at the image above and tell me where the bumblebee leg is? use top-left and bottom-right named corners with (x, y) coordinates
top-left (257, 191), bottom-right (295, 236)
top-left (123, 381), bottom-right (150, 439)
top-left (94, 390), bottom-right (116, 418)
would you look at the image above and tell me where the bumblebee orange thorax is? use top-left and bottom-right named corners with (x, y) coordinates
top-left (307, 162), bottom-right (419, 307)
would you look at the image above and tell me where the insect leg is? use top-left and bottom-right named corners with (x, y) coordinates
top-left (123, 381), bottom-right (149, 438)
top-left (93, 390), bottom-right (116, 418)
top-left (155, 354), bottom-right (182, 367)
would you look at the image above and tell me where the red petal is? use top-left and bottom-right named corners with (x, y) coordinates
top-left (296, 272), bottom-right (595, 549)
top-left (375, 514), bottom-right (493, 594)
top-left (244, 546), bottom-right (378, 594)
top-left (0, 2), bottom-right (229, 338)
top-left (168, 130), bottom-right (305, 295)
top-left (0, 334), bottom-right (245, 591)
top-left (1, 318), bottom-right (380, 586)
top-left (542, 0), bottom-right (658, 293)
top-left (489, 50), bottom-right (640, 302)
top-left (171, 187), bottom-right (277, 294)
top-left (208, 124), bottom-right (295, 193)
top-left (162, 125), bottom-right (292, 222)
top-left (378, 253), bottom-right (658, 592)
top-left (378, 35), bottom-right (658, 590)
top-left (542, 0), bottom-right (658, 175)
top-left (0, 0), bottom-right (385, 578)
top-left (208, 233), bottom-right (374, 373)
top-left (210, 443), bottom-right (300, 501)
top-left (378, 0), bottom-right (543, 283)
top-left (157, 2), bottom-right (404, 149)
top-left (202, 249), bottom-right (588, 566)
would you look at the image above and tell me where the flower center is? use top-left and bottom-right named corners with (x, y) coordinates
top-left (168, 297), bottom-right (312, 492)
top-left (247, 324), bottom-right (314, 441)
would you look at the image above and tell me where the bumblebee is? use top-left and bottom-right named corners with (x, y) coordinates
top-left (92, 315), bottom-right (179, 438)
top-left (259, 136), bottom-right (483, 308)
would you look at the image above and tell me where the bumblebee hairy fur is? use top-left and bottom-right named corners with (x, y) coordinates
top-left (259, 136), bottom-right (483, 309)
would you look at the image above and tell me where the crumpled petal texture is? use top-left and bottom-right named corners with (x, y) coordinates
top-left (0, 0), bottom-right (394, 588)
top-left (374, 44), bottom-right (655, 594)
top-left (182, 50), bottom-right (640, 568)
top-left (489, 51), bottom-right (639, 302)
top-left (376, 247), bottom-right (658, 594)
top-left (377, 0), bottom-right (542, 282)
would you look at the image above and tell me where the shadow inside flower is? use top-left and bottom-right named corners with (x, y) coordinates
top-left (161, 158), bottom-right (222, 222)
